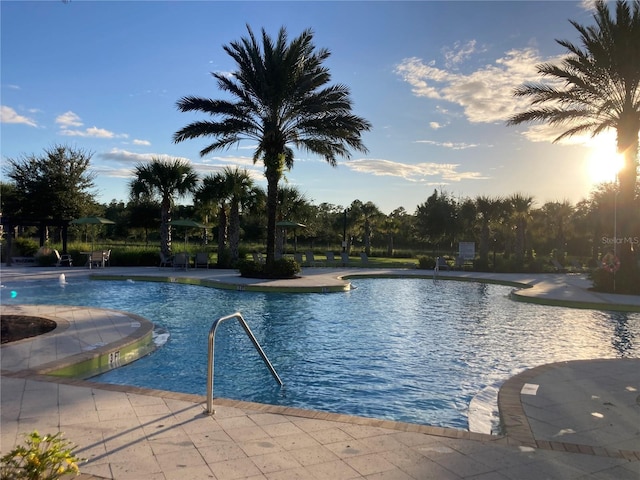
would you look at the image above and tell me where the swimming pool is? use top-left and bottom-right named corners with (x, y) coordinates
top-left (2, 277), bottom-right (638, 431)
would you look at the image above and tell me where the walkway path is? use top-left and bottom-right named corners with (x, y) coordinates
top-left (1, 266), bottom-right (638, 479)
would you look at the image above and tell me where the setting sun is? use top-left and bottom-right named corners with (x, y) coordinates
top-left (586, 133), bottom-right (624, 185)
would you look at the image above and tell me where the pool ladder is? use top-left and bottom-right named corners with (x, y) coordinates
top-left (206, 312), bottom-right (283, 414)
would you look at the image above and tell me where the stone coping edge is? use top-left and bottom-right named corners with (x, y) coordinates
top-left (90, 274), bottom-right (352, 293)
top-left (497, 359), bottom-right (640, 461)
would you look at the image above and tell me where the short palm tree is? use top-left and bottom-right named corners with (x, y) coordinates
top-left (475, 195), bottom-right (503, 265)
top-left (223, 167), bottom-right (254, 263)
top-left (509, 194), bottom-right (534, 266)
top-left (195, 173), bottom-right (231, 266)
top-left (174, 25), bottom-right (371, 268)
top-left (508, 0), bottom-right (640, 290)
top-left (129, 158), bottom-right (199, 257)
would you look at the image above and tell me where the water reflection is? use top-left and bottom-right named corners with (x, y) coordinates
top-left (608, 312), bottom-right (634, 356)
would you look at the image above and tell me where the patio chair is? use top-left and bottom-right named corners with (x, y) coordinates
top-left (360, 252), bottom-right (369, 265)
top-left (325, 251), bottom-right (337, 266)
top-left (194, 252), bottom-right (210, 269)
top-left (173, 252), bottom-right (190, 270)
top-left (305, 251), bottom-right (320, 267)
top-left (54, 249), bottom-right (73, 267)
top-left (340, 252), bottom-right (350, 266)
top-left (294, 252), bottom-right (304, 265)
top-left (435, 257), bottom-right (450, 271)
top-left (159, 252), bottom-right (173, 268)
top-left (252, 252), bottom-right (265, 264)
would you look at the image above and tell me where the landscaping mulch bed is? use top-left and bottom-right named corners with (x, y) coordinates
top-left (1, 315), bottom-right (57, 344)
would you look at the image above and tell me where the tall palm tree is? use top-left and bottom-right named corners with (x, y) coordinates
top-left (129, 158), bottom-right (198, 257)
top-left (174, 25), bottom-right (371, 268)
top-left (508, 0), bottom-right (640, 289)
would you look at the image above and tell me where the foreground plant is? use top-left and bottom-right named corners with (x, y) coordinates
top-left (1, 431), bottom-right (83, 480)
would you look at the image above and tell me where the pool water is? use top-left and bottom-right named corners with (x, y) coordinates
top-left (2, 277), bottom-right (638, 431)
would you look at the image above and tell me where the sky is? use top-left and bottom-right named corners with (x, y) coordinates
top-left (0, 0), bottom-right (624, 215)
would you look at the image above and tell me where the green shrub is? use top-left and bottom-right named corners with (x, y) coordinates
top-left (417, 256), bottom-right (435, 269)
top-left (13, 238), bottom-right (39, 257)
top-left (238, 257), bottom-right (300, 278)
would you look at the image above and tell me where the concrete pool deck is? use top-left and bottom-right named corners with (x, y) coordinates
top-left (1, 266), bottom-right (639, 479)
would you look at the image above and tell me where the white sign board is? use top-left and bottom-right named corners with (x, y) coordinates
top-left (458, 242), bottom-right (475, 260)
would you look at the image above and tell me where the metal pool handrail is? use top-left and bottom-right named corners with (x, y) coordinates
top-left (206, 312), bottom-right (283, 414)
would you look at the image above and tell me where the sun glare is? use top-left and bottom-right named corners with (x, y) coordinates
top-left (586, 133), bottom-right (624, 185)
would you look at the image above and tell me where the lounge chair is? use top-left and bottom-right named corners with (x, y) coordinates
top-left (294, 252), bottom-right (304, 265)
top-left (159, 252), bottom-right (173, 268)
top-left (435, 257), bottom-right (450, 271)
top-left (54, 249), bottom-right (73, 267)
top-left (340, 252), bottom-right (350, 266)
top-left (173, 252), bottom-right (190, 269)
top-left (252, 252), bottom-right (265, 264)
top-left (103, 249), bottom-right (111, 267)
top-left (360, 252), bottom-right (369, 265)
top-left (305, 251), bottom-right (320, 267)
top-left (194, 252), bottom-right (209, 269)
top-left (550, 258), bottom-right (567, 273)
top-left (325, 252), bottom-right (336, 266)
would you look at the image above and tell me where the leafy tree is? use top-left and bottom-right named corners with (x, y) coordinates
top-left (3, 144), bottom-right (96, 221)
top-left (174, 25), bottom-right (371, 270)
top-left (508, 0), bottom-right (640, 291)
top-left (129, 157), bottom-right (198, 257)
top-left (414, 190), bottom-right (457, 252)
top-left (196, 173), bottom-right (230, 265)
top-left (540, 200), bottom-right (575, 260)
top-left (127, 195), bottom-right (159, 245)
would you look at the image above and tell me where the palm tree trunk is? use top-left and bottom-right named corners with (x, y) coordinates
top-left (229, 201), bottom-right (240, 263)
top-left (615, 126), bottom-right (639, 292)
top-left (217, 206), bottom-right (227, 267)
top-left (160, 198), bottom-right (172, 257)
top-left (265, 173), bottom-right (279, 266)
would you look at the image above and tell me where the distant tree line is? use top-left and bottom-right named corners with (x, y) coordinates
top-left (2, 145), bottom-right (638, 288)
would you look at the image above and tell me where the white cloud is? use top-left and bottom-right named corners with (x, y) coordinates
top-left (429, 122), bottom-right (442, 130)
top-left (56, 111), bottom-right (83, 127)
top-left (395, 47), bottom-right (558, 124)
top-left (342, 158), bottom-right (489, 183)
top-left (442, 40), bottom-right (481, 69)
top-left (1, 105), bottom-right (37, 127)
top-left (416, 140), bottom-right (485, 150)
top-left (133, 139), bottom-right (151, 146)
top-left (99, 148), bottom-right (183, 164)
top-left (56, 111), bottom-right (127, 138)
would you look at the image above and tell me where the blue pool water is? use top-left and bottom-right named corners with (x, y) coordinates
top-left (2, 277), bottom-right (638, 430)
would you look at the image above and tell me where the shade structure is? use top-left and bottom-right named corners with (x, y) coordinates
top-left (70, 216), bottom-right (116, 225)
top-left (276, 221), bottom-right (306, 229)
top-left (168, 219), bottom-right (208, 251)
top-left (276, 221), bottom-right (306, 253)
top-left (71, 216), bottom-right (116, 251)
top-left (168, 219), bottom-right (207, 229)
